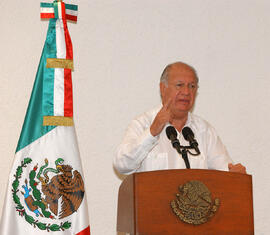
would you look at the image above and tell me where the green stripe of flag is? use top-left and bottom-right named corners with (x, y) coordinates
top-left (16, 19), bottom-right (57, 153)
top-left (16, 49), bottom-right (56, 152)
top-left (65, 4), bottom-right (78, 11)
top-left (53, 2), bottom-right (59, 19)
top-left (40, 2), bottom-right (53, 8)
top-left (42, 19), bottom-right (57, 118)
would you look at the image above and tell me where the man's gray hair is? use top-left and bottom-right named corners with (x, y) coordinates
top-left (160, 62), bottom-right (199, 85)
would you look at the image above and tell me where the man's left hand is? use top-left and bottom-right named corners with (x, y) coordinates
top-left (228, 163), bottom-right (246, 174)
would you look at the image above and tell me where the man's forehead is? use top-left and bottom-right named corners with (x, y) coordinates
top-left (169, 63), bottom-right (194, 73)
top-left (168, 64), bottom-right (196, 80)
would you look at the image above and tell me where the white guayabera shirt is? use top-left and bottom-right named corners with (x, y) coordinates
top-left (114, 105), bottom-right (232, 175)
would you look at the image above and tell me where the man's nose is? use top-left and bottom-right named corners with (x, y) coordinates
top-left (180, 84), bottom-right (190, 95)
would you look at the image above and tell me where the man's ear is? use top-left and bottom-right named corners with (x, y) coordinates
top-left (160, 82), bottom-right (166, 100)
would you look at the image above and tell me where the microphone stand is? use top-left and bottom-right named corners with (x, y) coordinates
top-left (174, 145), bottom-right (200, 169)
top-left (181, 148), bottom-right (190, 169)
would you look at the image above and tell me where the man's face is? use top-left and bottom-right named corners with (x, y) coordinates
top-left (160, 64), bottom-right (198, 117)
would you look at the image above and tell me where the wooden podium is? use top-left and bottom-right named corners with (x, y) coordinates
top-left (116, 169), bottom-right (254, 235)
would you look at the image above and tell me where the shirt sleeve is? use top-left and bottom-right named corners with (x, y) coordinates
top-left (114, 118), bottom-right (159, 175)
top-left (205, 125), bottom-right (233, 171)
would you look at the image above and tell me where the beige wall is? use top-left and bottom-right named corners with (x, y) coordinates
top-left (0, 0), bottom-right (270, 234)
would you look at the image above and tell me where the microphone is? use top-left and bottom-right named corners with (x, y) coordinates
top-left (165, 126), bottom-right (181, 152)
top-left (182, 127), bottom-right (200, 154)
top-left (166, 126), bottom-right (190, 169)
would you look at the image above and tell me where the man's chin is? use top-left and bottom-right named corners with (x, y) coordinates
top-left (174, 103), bottom-right (191, 111)
top-left (171, 106), bottom-right (190, 117)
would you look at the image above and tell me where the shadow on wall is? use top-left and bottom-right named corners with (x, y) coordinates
top-left (114, 167), bottom-right (127, 235)
top-left (113, 166), bottom-right (127, 181)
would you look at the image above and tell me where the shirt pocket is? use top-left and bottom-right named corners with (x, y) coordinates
top-left (188, 152), bottom-right (207, 169)
top-left (144, 152), bottom-right (168, 171)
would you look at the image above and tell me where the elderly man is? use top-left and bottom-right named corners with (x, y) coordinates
top-left (114, 62), bottom-right (246, 175)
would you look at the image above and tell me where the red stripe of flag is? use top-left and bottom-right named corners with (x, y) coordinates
top-left (66, 14), bottom-right (78, 22)
top-left (40, 13), bottom-right (54, 19)
top-left (61, 2), bottom-right (66, 20)
top-left (76, 226), bottom-right (90, 235)
top-left (63, 19), bottom-right (73, 117)
top-left (64, 69), bottom-right (73, 117)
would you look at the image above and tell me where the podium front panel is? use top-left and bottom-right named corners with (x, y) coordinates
top-left (117, 169), bottom-right (254, 235)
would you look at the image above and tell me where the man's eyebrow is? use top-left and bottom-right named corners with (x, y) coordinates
top-left (174, 80), bottom-right (196, 83)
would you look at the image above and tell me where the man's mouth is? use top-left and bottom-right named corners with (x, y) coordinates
top-left (178, 99), bottom-right (190, 103)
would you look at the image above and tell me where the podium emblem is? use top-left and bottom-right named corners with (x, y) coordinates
top-left (171, 180), bottom-right (220, 225)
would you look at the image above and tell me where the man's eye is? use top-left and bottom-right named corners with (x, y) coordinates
top-left (176, 83), bottom-right (184, 87)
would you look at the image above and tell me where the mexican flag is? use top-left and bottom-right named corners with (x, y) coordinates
top-left (0, 1), bottom-right (90, 234)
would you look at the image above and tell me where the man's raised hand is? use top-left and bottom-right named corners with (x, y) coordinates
top-left (150, 99), bottom-right (172, 136)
